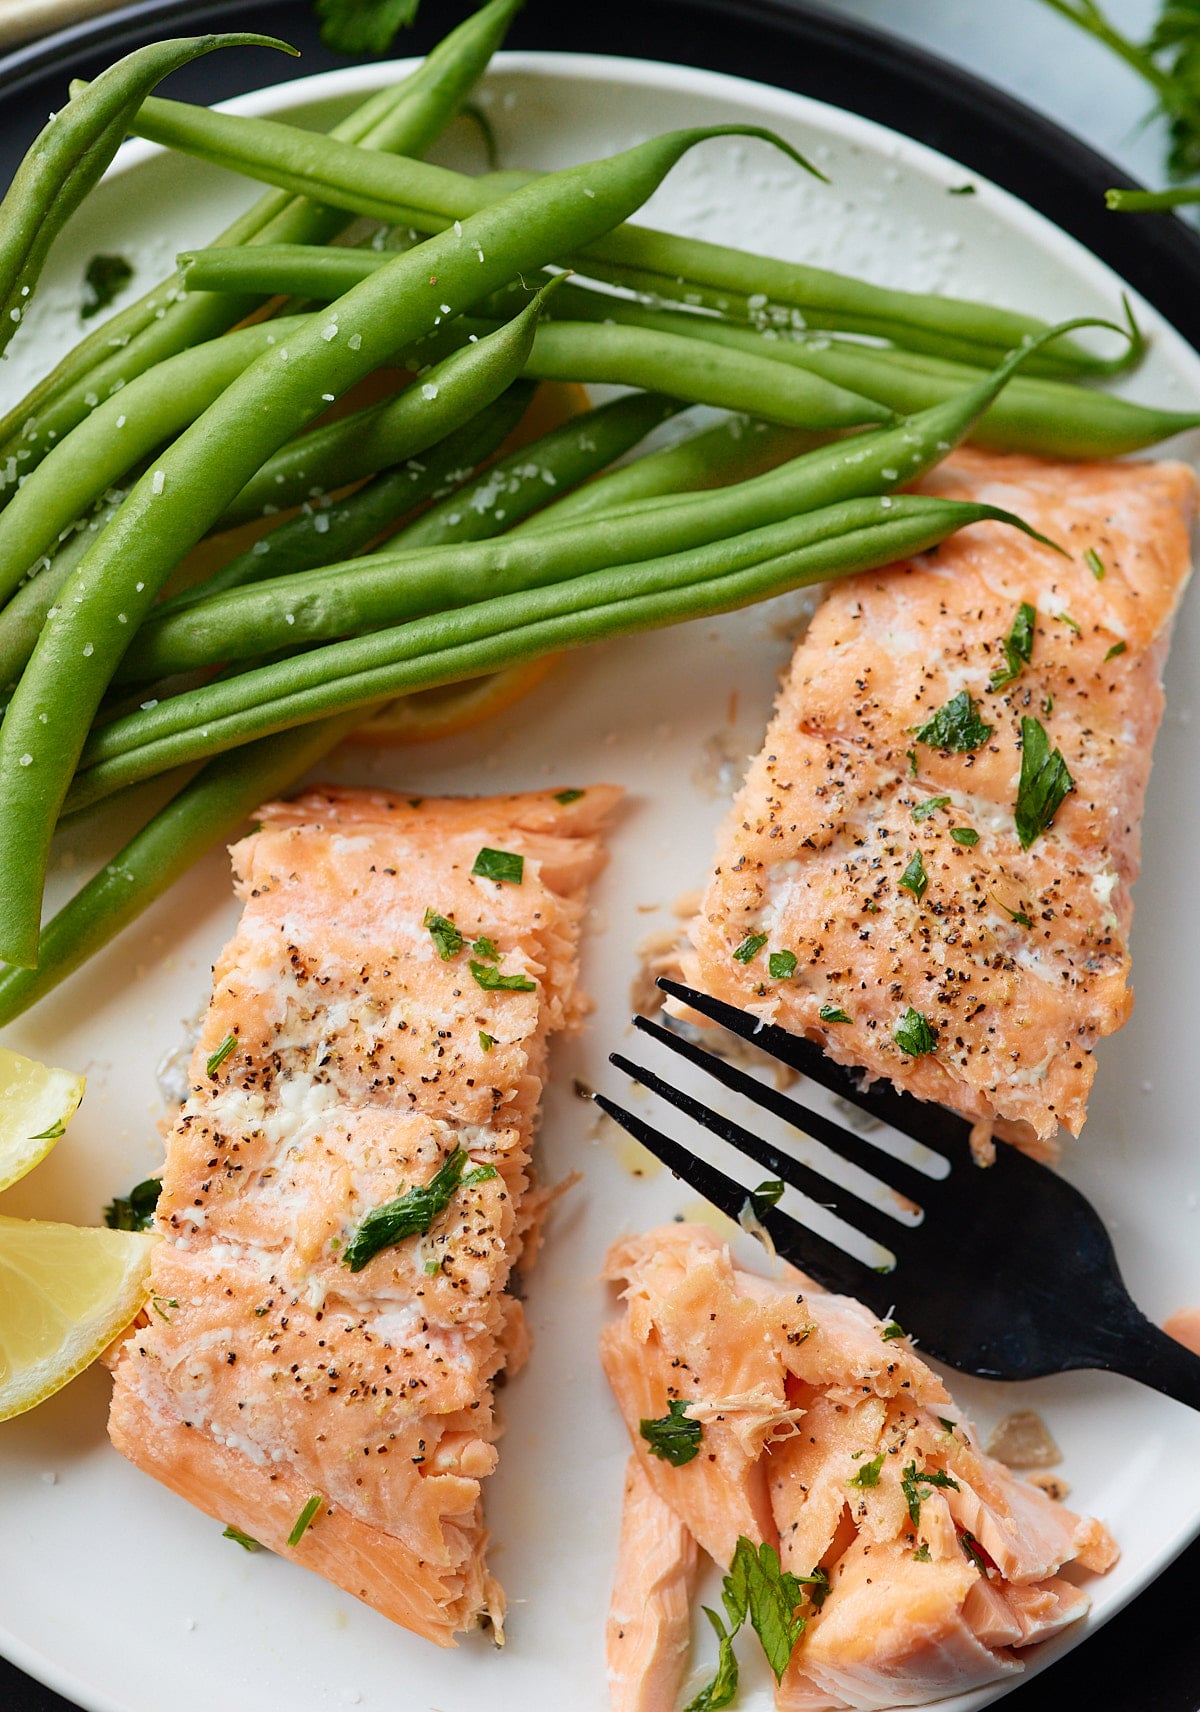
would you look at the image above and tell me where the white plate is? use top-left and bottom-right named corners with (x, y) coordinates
top-left (2, 50), bottom-right (1199, 1712)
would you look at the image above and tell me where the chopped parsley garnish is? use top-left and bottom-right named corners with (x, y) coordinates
top-left (315, 0), bottom-right (419, 56)
top-left (471, 934), bottom-right (500, 963)
top-left (222, 1524), bottom-right (263, 1552)
top-left (898, 850), bottom-right (928, 902)
top-left (938, 1417), bottom-right (957, 1435)
top-left (880, 1321), bottom-right (906, 1342)
top-left (913, 1542), bottom-right (932, 1562)
top-left (732, 931), bottom-right (769, 964)
top-left (1057, 611), bottom-right (1082, 635)
top-left (478, 1030), bottom-right (495, 1053)
top-left (1014, 716), bottom-right (1073, 849)
top-left (1084, 547), bottom-right (1106, 580)
top-left (469, 959), bottom-right (536, 992)
top-left (81, 253), bottom-right (133, 319)
top-left (640, 1398), bottom-right (703, 1466)
top-left (1105, 640), bottom-right (1127, 662)
top-left (993, 895), bottom-right (1033, 928)
top-left (1043, 693), bottom-right (1054, 714)
top-left (423, 908), bottom-right (463, 959)
top-left (819, 1003), bottom-right (851, 1023)
top-left (748, 1178), bottom-right (785, 1219)
top-left (950, 827), bottom-right (979, 847)
top-left (947, 182), bottom-right (976, 195)
top-left (684, 1607), bottom-right (739, 1711)
top-left (989, 601), bottom-right (1036, 690)
top-left (206, 1032), bottom-right (237, 1077)
top-left (471, 846), bottom-right (524, 884)
top-left (342, 1149), bottom-right (492, 1271)
top-left (554, 787), bottom-right (585, 805)
top-left (913, 690), bottom-right (993, 753)
top-left (894, 1007), bottom-right (938, 1057)
top-left (286, 1494), bottom-right (324, 1548)
top-left (847, 1451), bottom-right (886, 1488)
top-left (768, 949), bottom-right (798, 980)
top-left (912, 795), bottom-right (950, 821)
top-left (723, 1537), bottom-right (809, 1682)
top-left (959, 1529), bottom-right (992, 1577)
top-left (906, 748), bottom-right (918, 777)
top-left (28, 1118), bottom-right (66, 1141)
top-left (104, 1175), bottom-right (162, 1231)
top-left (901, 1461), bottom-right (960, 1528)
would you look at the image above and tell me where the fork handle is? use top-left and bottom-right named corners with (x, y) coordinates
top-left (1097, 1310), bottom-right (1200, 1412)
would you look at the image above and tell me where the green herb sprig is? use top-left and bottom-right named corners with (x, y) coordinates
top-left (639, 1398), bottom-right (702, 1466)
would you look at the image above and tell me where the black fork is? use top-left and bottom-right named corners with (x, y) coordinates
top-left (596, 978), bottom-right (1200, 1408)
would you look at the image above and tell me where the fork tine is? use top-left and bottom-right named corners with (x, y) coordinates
top-left (611, 1050), bottom-right (911, 1255)
top-left (631, 1012), bottom-right (941, 1208)
top-left (593, 1089), bottom-right (888, 1305)
top-left (658, 978), bottom-right (975, 1155)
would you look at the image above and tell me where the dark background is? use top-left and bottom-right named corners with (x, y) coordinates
top-left (0, 1), bottom-right (1198, 1707)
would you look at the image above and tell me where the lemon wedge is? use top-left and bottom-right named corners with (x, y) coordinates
top-left (0, 1047), bottom-right (86, 1194)
top-left (0, 1214), bottom-right (155, 1421)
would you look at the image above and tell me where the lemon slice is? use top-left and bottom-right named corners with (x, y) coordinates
top-left (347, 655), bottom-right (560, 746)
top-left (0, 1048), bottom-right (85, 1194)
top-left (0, 1214), bottom-right (156, 1421)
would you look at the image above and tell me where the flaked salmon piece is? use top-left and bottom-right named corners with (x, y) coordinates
top-left (603, 1225), bottom-right (1114, 1710)
top-left (109, 784), bottom-right (617, 1645)
top-left (607, 1456), bottom-right (700, 1712)
top-left (684, 451), bottom-right (1195, 1144)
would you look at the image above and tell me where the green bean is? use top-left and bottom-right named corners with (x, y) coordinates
top-left (159, 383), bottom-right (536, 614)
top-left (0, 708), bottom-right (377, 1027)
top-left (0, 122), bottom-right (811, 967)
top-left (66, 497), bottom-right (1037, 808)
top-left (136, 98), bottom-right (1130, 378)
top-left (1104, 185), bottom-right (1200, 212)
top-left (0, 33), bottom-right (292, 364)
top-left (394, 390), bottom-right (682, 549)
top-left (514, 416), bottom-right (821, 535)
top-left (0, 318), bottom-right (308, 605)
top-left (0, 0), bottom-right (523, 497)
top-left (213, 279), bottom-right (563, 530)
top-left (115, 332), bottom-right (1064, 687)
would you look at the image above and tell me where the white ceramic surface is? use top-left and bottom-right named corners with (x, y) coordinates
top-left (1, 50), bottom-right (1199, 1712)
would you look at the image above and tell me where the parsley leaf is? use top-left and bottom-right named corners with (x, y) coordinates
top-left (1057, 610), bottom-right (1081, 635)
top-left (958, 1528), bottom-right (994, 1577)
top-left (286, 1493), bottom-right (324, 1548)
top-left (914, 691), bottom-right (993, 752)
top-left (1015, 716), bottom-right (1073, 848)
top-left (423, 908), bottom-right (463, 960)
top-left (478, 1030), bottom-right (495, 1053)
top-left (899, 850), bottom-right (929, 901)
top-left (819, 1003), bottom-right (851, 1023)
top-left (684, 1608), bottom-right (740, 1711)
top-left (314, 0), bottom-right (420, 57)
top-left (989, 601), bottom-right (1036, 690)
top-left (894, 1007), bottom-right (938, 1057)
top-left (640, 1398), bottom-right (702, 1466)
top-left (342, 1149), bottom-right (476, 1271)
top-left (472, 846), bottom-right (524, 884)
top-left (222, 1524), bottom-right (263, 1552)
top-left (28, 1119), bottom-right (66, 1141)
top-left (1084, 547), bottom-right (1106, 579)
top-left (748, 1178), bottom-right (785, 1220)
top-left (471, 934), bottom-right (500, 963)
top-left (993, 895), bottom-right (1033, 928)
top-left (950, 827), bottom-right (979, 847)
top-left (913, 1542), bottom-right (932, 1562)
top-left (901, 1461), bottom-right (960, 1528)
top-left (470, 959), bottom-right (536, 992)
top-left (847, 1450), bottom-right (886, 1488)
top-left (881, 1321), bottom-right (906, 1342)
top-left (206, 1032), bottom-right (237, 1076)
top-left (81, 253), bottom-right (133, 319)
top-left (554, 787), bottom-right (585, 805)
top-left (722, 1538), bottom-right (807, 1682)
top-left (768, 949), bottom-right (798, 979)
top-left (104, 1176), bottom-right (162, 1231)
top-left (938, 1417), bottom-right (957, 1435)
top-left (913, 795), bottom-right (950, 821)
top-left (732, 931), bottom-right (769, 964)
top-left (1105, 640), bottom-right (1127, 661)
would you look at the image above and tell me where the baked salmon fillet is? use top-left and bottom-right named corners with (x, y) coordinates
top-left (602, 1224), bottom-right (1115, 1711)
top-left (684, 450), bottom-right (1195, 1147)
top-left (108, 783), bottom-right (618, 1645)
